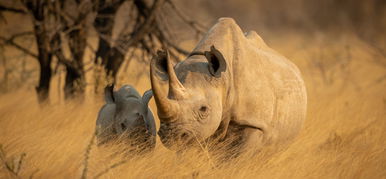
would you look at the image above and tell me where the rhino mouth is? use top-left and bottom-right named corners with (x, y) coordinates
top-left (158, 122), bottom-right (194, 150)
top-left (125, 95), bottom-right (140, 100)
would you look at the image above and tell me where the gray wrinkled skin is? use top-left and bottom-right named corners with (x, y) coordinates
top-left (96, 85), bottom-right (156, 151)
top-left (150, 18), bottom-right (307, 156)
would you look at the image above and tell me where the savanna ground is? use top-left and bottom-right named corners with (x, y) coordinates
top-left (1, 0), bottom-right (386, 178)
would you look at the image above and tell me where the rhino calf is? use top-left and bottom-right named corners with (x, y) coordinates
top-left (96, 84), bottom-right (156, 152)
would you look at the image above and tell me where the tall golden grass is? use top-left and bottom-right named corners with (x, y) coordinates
top-left (0, 30), bottom-right (385, 178)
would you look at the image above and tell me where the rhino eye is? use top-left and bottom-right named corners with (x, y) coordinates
top-left (197, 105), bottom-right (209, 120)
top-left (199, 106), bottom-right (208, 112)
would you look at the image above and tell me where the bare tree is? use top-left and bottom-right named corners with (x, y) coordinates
top-left (51, 0), bottom-right (93, 99)
top-left (93, 0), bottom-right (126, 79)
top-left (0, 0), bottom-right (207, 103)
top-left (93, 0), bottom-right (206, 82)
top-left (19, 0), bottom-right (57, 103)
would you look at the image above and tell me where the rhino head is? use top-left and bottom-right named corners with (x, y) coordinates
top-left (150, 46), bottom-right (227, 150)
top-left (96, 84), bottom-right (156, 150)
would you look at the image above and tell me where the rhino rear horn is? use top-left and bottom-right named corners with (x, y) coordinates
top-left (205, 45), bottom-right (227, 77)
top-left (104, 84), bottom-right (115, 103)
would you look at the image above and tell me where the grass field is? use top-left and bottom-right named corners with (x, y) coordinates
top-left (0, 28), bottom-right (385, 178)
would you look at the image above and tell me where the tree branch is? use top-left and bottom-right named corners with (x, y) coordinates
top-left (0, 5), bottom-right (26, 14)
top-left (0, 33), bottom-right (37, 59)
top-left (155, 24), bottom-right (189, 55)
top-left (165, 0), bottom-right (206, 33)
top-left (119, 0), bottom-right (165, 51)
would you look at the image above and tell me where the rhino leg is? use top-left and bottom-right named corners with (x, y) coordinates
top-left (145, 109), bottom-right (157, 136)
top-left (208, 115), bottom-right (231, 142)
top-left (209, 120), bottom-right (266, 159)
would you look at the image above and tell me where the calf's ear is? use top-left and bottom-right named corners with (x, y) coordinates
top-left (205, 45), bottom-right (227, 77)
top-left (142, 89), bottom-right (153, 107)
top-left (104, 84), bottom-right (115, 103)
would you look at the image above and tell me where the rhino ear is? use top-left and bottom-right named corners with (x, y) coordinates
top-left (153, 50), bottom-right (169, 80)
top-left (142, 89), bottom-right (153, 107)
top-left (104, 84), bottom-right (115, 103)
top-left (205, 45), bottom-right (227, 77)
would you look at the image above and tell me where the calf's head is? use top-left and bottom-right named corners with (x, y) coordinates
top-left (96, 85), bottom-right (155, 146)
top-left (150, 46), bottom-right (227, 149)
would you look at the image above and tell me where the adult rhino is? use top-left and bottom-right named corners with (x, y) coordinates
top-left (150, 18), bottom-right (307, 155)
top-left (96, 84), bottom-right (156, 151)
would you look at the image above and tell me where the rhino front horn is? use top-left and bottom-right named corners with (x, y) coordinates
top-left (150, 50), bottom-right (180, 120)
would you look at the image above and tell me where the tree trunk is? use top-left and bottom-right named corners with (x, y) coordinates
top-left (64, 29), bottom-right (87, 99)
top-left (64, 64), bottom-right (85, 99)
top-left (29, 0), bottom-right (53, 104)
top-left (94, 0), bottom-right (126, 82)
top-left (104, 47), bottom-right (125, 79)
top-left (34, 30), bottom-right (53, 103)
top-left (35, 53), bottom-right (52, 103)
top-left (96, 38), bottom-right (125, 79)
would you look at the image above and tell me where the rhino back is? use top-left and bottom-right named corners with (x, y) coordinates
top-left (234, 45), bottom-right (307, 144)
top-left (228, 30), bottom-right (307, 146)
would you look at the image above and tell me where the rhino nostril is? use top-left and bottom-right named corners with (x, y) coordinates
top-left (137, 115), bottom-right (144, 121)
top-left (181, 132), bottom-right (189, 139)
top-left (112, 128), bottom-right (118, 134)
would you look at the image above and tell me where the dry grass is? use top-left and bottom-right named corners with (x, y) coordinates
top-left (0, 31), bottom-right (385, 178)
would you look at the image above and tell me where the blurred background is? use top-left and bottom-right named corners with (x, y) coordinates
top-left (0, 0), bottom-right (384, 103)
top-left (0, 0), bottom-right (385, 178)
